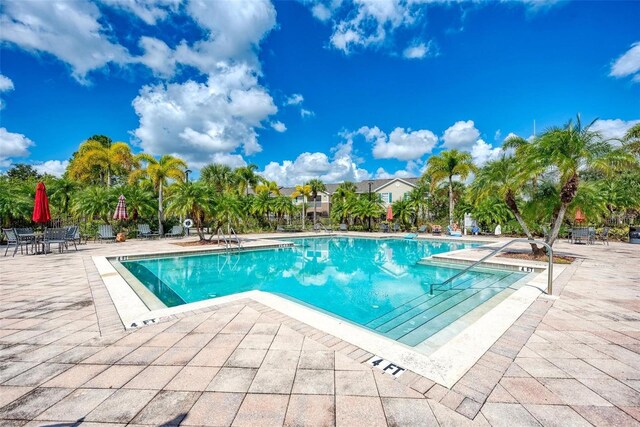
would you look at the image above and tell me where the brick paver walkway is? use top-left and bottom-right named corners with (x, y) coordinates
top-left (0, 235), bottom-right (638, 426)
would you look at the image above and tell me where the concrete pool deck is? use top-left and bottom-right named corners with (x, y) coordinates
top-left (1, 233), bottom-right (639, 426)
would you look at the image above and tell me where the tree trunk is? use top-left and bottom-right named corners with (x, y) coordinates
top-left (505, 189), bottom-right (544, 255)
top-left (547, 202), bottom-right (568, 248)
top-left (313, 193), bottom-right (317, 225)
top-left (448, 176), bottom-right (454, 225)
top-left (107, 166), bottom-right (111, 187)
top-left (301, 197), bottom-right (306, 230)
top-left (158, 182), bottom-right (164, 235)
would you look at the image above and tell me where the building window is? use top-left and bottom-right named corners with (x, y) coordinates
top-left (380, 193), bottom-right (392, 203)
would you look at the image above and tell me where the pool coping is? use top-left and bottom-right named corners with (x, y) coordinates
top-left (92, 234), bottom-right (562, 388)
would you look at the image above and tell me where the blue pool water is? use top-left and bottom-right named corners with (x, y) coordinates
top-left (120, 237), bottom-right (525, 346)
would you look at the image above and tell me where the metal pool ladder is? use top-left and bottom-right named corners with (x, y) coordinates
top-left (429, 238), bottom-right (553, 295)
top-left (216, 227), bottom-right (243, 251)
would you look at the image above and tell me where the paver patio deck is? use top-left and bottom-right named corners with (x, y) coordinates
top-left (1, 233), bottom-right (638, 426)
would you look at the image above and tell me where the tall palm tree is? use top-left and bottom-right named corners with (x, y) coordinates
top-left (425, 150), bottom-right (477, 225)
top-left (251, 192), bottom-right (273, 225)
top-left (235, 164), bottom-right (260, 196)
top-left (307, 178), bottom-right (326, 224)
top-left (332, 182), bottom-right (357, 224)
top-left (166, 182), bottom-right (214, 240)
top-left (67, 139), bottom-right (136, 186)
top-left (531, 115), bottom-right (637, 247)
top-left (291, 184), bottom-right (312, 230)
top-left (130, 154), bottom-right (187, 235)
top-left (200, 163), bottom-right (236, 193)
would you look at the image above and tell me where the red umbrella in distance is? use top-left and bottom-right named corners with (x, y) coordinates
top-left (575, 208), bottom-right (586, 223)
top-left (113, 195), bottom-right (128, 220)
top-left (386, 205), bottom-right (393, 221)
top-left (32, 182), bottom-right (51, 224)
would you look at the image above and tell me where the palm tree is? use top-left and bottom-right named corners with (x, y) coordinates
top-left (48, 178), bottom-right (79, 217)
top-left (235, 164), bottom-right (260, 196)
top-left (201, 163), bottom-right (236, 193)
top-left (251, 192), bottom-right (273, 225)
top-left (623, 123), bottom-right (640, 155)
top-left (255, 180), bottom-right (280, 196)
top-left (307, 178), bottom-right (326, 224)
top-left (332, 182), bottom-right (357, 224)
top-left (291, 184), bottom-right (312, 229)
top-left (67, 139), bottom-right (136, 186)
top-left (470, 155), bottom-right (541, 253)
top-left (352, 196), bottom-right (384, 228)
top-left (166, 182), bottom-right (214, 240)
top-left (532, 115), bottom-right (637, 247)
top-left (122, 185), bottom-right (156, 221)
top-left (213, 192), bottom-right (243, 234)
top-left (130, 154), bottom-right (187, 235)
top-left (425, 150), bottom-right (477, 225)
top-left (391, 199), bottom-right (415, 229)
top-left (72, 186), bottom-right (117, 224)
top-left (407, 176), bottom-right (431, 226)
top-left (272, 196), bottom-right (294, 224)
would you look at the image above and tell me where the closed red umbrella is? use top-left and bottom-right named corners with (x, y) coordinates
top-left (575, 208), bottom-right (586, 223)
top-left (113, 195), bottom-right (128, 220)
top-left (32, 182), bottom-right (51, 224)
top-left (386, 205), bottom-right (393, 221)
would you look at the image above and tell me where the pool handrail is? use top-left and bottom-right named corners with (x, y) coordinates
top-left (429, 238), bottom-right (553, 295)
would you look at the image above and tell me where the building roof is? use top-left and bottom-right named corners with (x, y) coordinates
top-left (279, 177), bottom-right (420, 196)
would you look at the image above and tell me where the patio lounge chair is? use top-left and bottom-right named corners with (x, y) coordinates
top-left (339, 223), bottom-right (348, 232)
top-left (417, 225), bottom-right (427, 233)
top-left (165, 225), bottom-right (184, 238)
top-left (98, 224), bottom-right (116, 243)
top-left (391, 223), bottom-right (401, 232)
top-left (431, 224), bottom-right (442, 235)
top-left (138, 224), bottom-right (160, 239)
top-left (379, 223), bottom-right (389, 233)
top-left (447, 225), bottom-right (462, 237)
top-left (43, 228), bottom-right (68, 254)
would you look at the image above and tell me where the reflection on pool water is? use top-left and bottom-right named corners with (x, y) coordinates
top-left (120, 237), bottom-right (524, 346)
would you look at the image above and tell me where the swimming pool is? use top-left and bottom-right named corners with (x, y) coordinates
top-left (118, 237), bottom-right (525, 347)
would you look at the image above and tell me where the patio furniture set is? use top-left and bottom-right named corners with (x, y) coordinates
top-left (2, 226), bottom-right (80, 257)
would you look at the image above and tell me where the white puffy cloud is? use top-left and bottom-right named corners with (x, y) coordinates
top-left (327, 0), bottom-right (417, 54)
top-left (131, 63), bottom-right (277, 167)
top-left (136, 36), bottom-right (177, 78)
top-left (0, 128), bottom-right (34, 167)
top-left (271, 121), bottom-right (287, 132)
top-left (441, 120), bottom-right (481, 150)
top-left (260, 140), bottom-right (370, 187)
top-left (173, 0), bottom-right (277, 75)
top-left (357, 126), bottom-right (438, 161)
top-left (0, 0), bottom-right (130, 81)
top-left (0, 75), bottom-right (14, 92)
top-left (285, 94), bottom-right (304, 106)
top-left (100, 0), bottom-right (181, 25)
top-left (592, 119), bottom-right (640, 141)
top-left (32, 160), bottom-right (69, 177)
top-left (403, 41), bottom-right (428, 59)
top-left (311, 3), bottom-right (332, 21)
top-left (471, 139), bottom-right (502, 166)
top-left (610, 42), bottom-right (640, 82)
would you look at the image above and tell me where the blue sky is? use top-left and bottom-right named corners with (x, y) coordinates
top-left (1, 0), bottom-right (639, 185)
